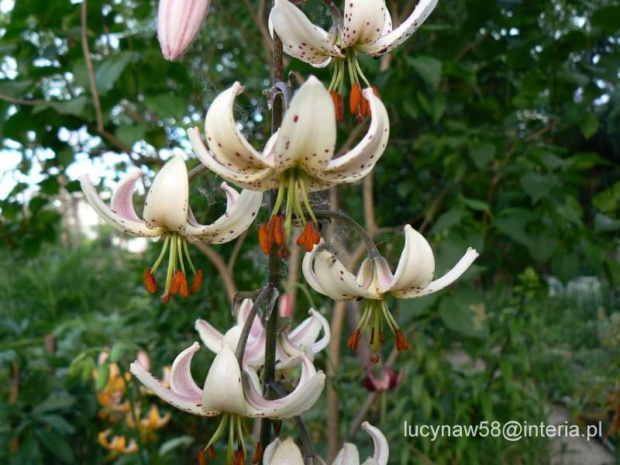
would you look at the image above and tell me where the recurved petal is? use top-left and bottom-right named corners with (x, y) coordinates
top-left (80, 174), bottom-right (163, 238)
top-left (111, 169), bottom-right (143, 222)
top-left (195, 319), bottom-right (224, 354)
top-left (320, 89), bottom-right (389, 185)
top-left (342, 0), bottom-right (389, 48)
top-left (267, 437), bottom-right (305, 465)
top-left (383, 225), bottom-right (435, 293)
top-left (158, 0), bottom-right (210, 60)
top-left (393, 247), bottom-right (479, 299)
top-left (235, 299), bottom-right (263, 338)
top-left (275, 76), bottom-right (336, 174)
top-left (357, 0), bottom-right (438, 56)
top-left (285, 309), bottom-right (331, 354)
top-left (184, 183), bottom-right (263, 244)
top-left (269, 0), bottom-right (342, 67)
top-left (143, 150), bottom-right (189, 232)
top-left (202, 345), bottom-right (248, 416)
top-left (189, 127), bottom-right (278, 191)
top-left (307, 249), bottom-right (381, 300)
top-left (205, 82), bottom-right (272, 170)
top-left (332, 444), bottom-right (360, 465)
top-left (244, 355), bottom-right (326, 418)
top-left (361, 422), bottom-right (389, 465)
top-left (129, 343), bottom-right (215, 416)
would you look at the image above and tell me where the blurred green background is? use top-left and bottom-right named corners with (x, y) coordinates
top-left (0, 0), bottom-right (618, 463)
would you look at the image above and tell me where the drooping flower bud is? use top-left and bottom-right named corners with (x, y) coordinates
top-left (158, 0), bottom-right (211, 61)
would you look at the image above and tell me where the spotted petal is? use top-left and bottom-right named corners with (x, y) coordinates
top-left (142, 150), bottom-right (190, 232)
top-left (243, 354), bottom-right (326, 418)
top-left (381, 225), bottom-right (435, 294)
top-left (302, 248), bottom-right (381, 300)
top-left (269, 0), bottom-right (342, 67)
top-left (189, 127), bottom-right (278, 191)
top-left (204, 82), bottom-right (273, 170)
top-left (129, 343), bottom-right (216, 416)
top-left (80, 172), bottom-right (163, 238)
top-left (320, 89), bottom-right (389, 184)
top-left (275, 76), bottom-right (336, 175)
top-left (358, 0), bottom-right (438, 56)
top-left (392, 247), bottom-right (479, 299)
top-left (342, 0), bottom-right (389, 48)
top-left (184, 182), bottom-right (263, 244)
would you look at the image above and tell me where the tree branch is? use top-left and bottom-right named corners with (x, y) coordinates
top-left (192, 242), bottom-right (236, 303)
top-left (81, 0), bottom-right (104, 132)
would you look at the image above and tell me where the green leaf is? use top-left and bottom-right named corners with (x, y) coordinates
top-left (95, 52), bottom-right (138, 95)
top-left (439, 296), bottom-right (488, 338)
top-left (407, 56), bottom-right (443, 89)
top-left (469, 143), bottom-right (495, 169)
top-left (462, 197), bottom-right (490, 213)
top-left (96, 362), bottom-right (110, 392)
top-left (594, 213), bottom-right (620, 233)
top-left (494, 209), bottom-right (537, 246)
top-left (32, 395), bottom-right (76, 415)
top-left (144, 94), bottom-right (188, 120)
top-left (39, 414), bottom-right (76, 435)
top-left (591, 6), bottom-right (620, 33)
top-left (580, 113), bottom-right (599, 139)
top-left (0, 79), bottom-right (34, 97)
top-left (430, 208), bottom-right (466, 234)
top-left (527, 233), bottom-right (557, 263)
top-left (33, 96), bottom-right (89, 117)
top-left (593, 181), bottom-right (620, 213)
top-left (159, 436), bottom-right (195, 457)
top-left (520, 173), bottom-right (555, 204)
top-left (115, 123), bottom-right (146, 148)
top-left (35, 429), bottom-right (75, 463)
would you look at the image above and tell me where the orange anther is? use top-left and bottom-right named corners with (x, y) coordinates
top-left (395, 329), bottom-right (409, 351)
top-left (330, 90), bottom-right (344, 122)
top-left (259, 224), bottom-right (270, 255)
top-left (347, 329), bottom-right (362, 351)
top-left (208, 445), bottom-right (215, 460)
top-left (178, 272), bottom-right (189, 298)
top-left (143, 268), bottom-right (157, 294)
top-left (198, 448), bottom-right (206, 465)
top-left (191, 269), bottom-right (203, 294)
top-left (273, 215), bottom-right (285, 246)
top-left (349, 82), bottom-right (362, 115)
top-left (252, 442), bottom-right (263, 464)
top-left (169, 270), bottom-right (183, 296)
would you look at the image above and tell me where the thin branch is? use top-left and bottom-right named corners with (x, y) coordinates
top-left (0, 94), bottom-right (44, 106)
top-left (81, 0), bottom-right (104, 132)
top-left (235, 285), bottom-right (275, 367)
top-left (192, 242), bottom-right (236, 303)
top-left (243, 0), bottom-right (273, 63)
top-left (227, 230), bottom-right (248, 274)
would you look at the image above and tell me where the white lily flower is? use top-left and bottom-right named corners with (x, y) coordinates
top-left (80, 150), bottom-right (263, 302)
top-left (130, 342), bottom-right (325, 461)
top-left (195, 298), bottom-right (330, 368)
top-left (269, 0), bottom-right (438, 120)
top-left (303, 225), bottom-right (479, 361)
top-left (263, 421), bottom-right (388, 465)
top-left (158, 0), bottom-right (211, 61)
top-left (189, 76), bottom-right (389, 252)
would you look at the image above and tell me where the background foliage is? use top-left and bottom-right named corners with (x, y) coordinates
top-left (0, 0), bottom-right (618, 463)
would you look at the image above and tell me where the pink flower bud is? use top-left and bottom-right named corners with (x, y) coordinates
top-left (158, 0), bottom-right (211, 61)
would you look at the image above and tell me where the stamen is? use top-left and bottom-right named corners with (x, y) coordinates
top-left (349, 82), bottom-right (362, 115)
top-left (273, 215), bottom-right (285, 246)
top-left (179, 273), bottom-right (189, 298)
top-left (347, 329), bottom-right (362, 351)
top-left (198, 448), bottom-right (206, 465)
top-left (395, 329), bottom-right (409, 351)
top-left (190, 270), bottom-right (203, 294)
top-left (143, 268), bottom-right (157, 294)
top-left (169, 270), bottom-right (183, 296)
top-left (370, 353), bottom-right (380, 364)
top-left (259, 224), bottom-right (270, 254)
top-left (330, 90), bottom-right (344, 122)
top-left (252, 442), bottom-right (263, 464)
top-left (208, 445), bottom-right (215, 459)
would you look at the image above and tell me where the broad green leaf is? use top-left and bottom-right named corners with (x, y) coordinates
top-left (591, 6), bottom-right (620, 33)
top-left (594, 213), bottom-right (620, 232)
top-left (469, 142), bottom-right (495, 169)
top-left (115, 123), bottom-right (146, 149)
top-left (439, 296), bottom-right (488, 338)
top-left (33, 96), bottom-right (89, 117)
top-left (494, 209), bottom-right (537, 246)
top-left (32, 395), bottom-right (76, 415)
top-left (95, 52), bottom-right (138, 95)
top-left (580, 113), bottom-right (599, 139)
top-left (35, 429), bottom-right (75, 463)
top-left (0, 79), bottom-right (34, 97)
top-left (430, 208), bottom-right (467, 234)
top-left (520, 173), bottom-right (556, 204)
top-left (407, 56), bottom-right (443, 89)
top-left (144, 94), bottom-right (188, 120)
top-left (159, 436), bottom-right (194, 457)
top-left (527, 233), bottom-right (557, 263)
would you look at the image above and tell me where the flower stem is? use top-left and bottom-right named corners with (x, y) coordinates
top-left (117, 361), bottom-right (148, 465)
top-left (235, 285), bottom-right (276, 368)
top-left (260, 10), bottom-right (285, 449)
